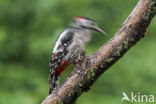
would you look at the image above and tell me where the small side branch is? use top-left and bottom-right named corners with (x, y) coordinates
top-left (42, 0), bottom-right (156, 104)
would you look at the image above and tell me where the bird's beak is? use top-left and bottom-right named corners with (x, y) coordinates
top-left (91, 26), bottom-right (107, 36)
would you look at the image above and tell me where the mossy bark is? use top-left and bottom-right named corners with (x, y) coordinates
top-left (42, 0), bottom-right (156, 104)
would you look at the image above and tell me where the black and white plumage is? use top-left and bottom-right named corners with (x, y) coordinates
top-left (49, 16), bottom-right (106, 94)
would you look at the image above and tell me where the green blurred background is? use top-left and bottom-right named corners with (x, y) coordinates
top-left (0, 0), bottom-right (156, 104)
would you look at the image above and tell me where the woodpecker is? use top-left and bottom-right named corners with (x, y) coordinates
top-left (49, 16), bottom-right (106, 94)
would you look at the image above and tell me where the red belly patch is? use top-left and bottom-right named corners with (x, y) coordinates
top-left (55, 60), bottom-right (69, 76)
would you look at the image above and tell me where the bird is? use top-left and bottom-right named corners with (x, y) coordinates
top-left (48, 16), bottom-right (107, 94)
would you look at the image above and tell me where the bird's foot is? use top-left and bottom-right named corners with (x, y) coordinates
top-left (74, 50), bottom-right (86, 64)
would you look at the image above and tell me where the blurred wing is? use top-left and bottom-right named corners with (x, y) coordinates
top-left (49, 29), bottom-right (74, 75)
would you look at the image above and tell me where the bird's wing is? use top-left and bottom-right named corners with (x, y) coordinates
top-left (49, 29), bottom-right (74, 76)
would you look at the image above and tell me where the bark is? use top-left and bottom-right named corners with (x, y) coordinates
top-left (42, 0), bottom-right (156, 104)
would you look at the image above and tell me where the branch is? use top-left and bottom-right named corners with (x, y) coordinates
top-left (42, 0), bottom-right (156, 104)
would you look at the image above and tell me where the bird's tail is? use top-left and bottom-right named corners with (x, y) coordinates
top-left (48, 73), bottom-right (59, 95)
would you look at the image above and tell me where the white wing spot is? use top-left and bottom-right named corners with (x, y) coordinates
top-left (64, 43), bottom-right (67, 46)
top-left (54, 56), bottom-right (58, 59)
top-left (58, 59), bottom-right (61, 62)
top-left (54, 65), bottom-right (58, 68)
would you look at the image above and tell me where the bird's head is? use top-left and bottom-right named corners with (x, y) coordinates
top-left (71, 16), bottom-right (107, 35)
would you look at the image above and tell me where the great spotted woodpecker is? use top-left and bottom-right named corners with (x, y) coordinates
top-left (49, 16), bottom-right (106, 94)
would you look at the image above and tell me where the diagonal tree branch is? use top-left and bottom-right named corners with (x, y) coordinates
top-left (42, 0), bottom-right (156, 104)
